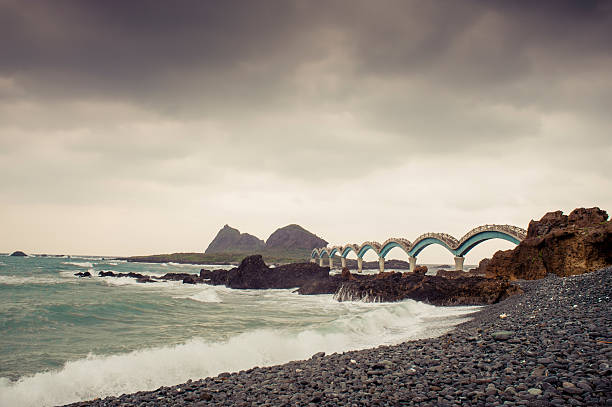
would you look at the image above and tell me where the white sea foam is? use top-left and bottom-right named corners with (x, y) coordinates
top-left (61, 261), bottom-right (94, 268)
top-left (0, 275), bottom-right (69, 286)
top-left (97, 276), bottom-right (183, 288)
top-left (0, 300), bottom-right (476, 407)
top-left (180, 286), bottom-right (223, 303)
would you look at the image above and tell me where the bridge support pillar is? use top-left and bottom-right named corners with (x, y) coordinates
top-left (454, 256), bottom-right (465, 271)
top-left (409, 256), bottom-right (416, 273)
top-left (319, 257), bottom-right (324, 267)
top-left (329, 256), bottom-right (334, 269)
top-left (341, 257), bottom-right (346, 268)
top-left (378, 257), bottom-right (385, 273)
top-left (357, 258), bottom-right (363, 273)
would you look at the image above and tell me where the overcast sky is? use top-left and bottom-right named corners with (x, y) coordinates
top-left (1, 0), bottom-right (611, 262)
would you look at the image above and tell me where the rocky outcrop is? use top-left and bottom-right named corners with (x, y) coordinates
top-left (266, 224), bottom-right (327, 250)
top-left (200, 268), bottom-right (230, 285)
top-left (196, 256), bottom-right (521, 305)
top-left (413, 265), bottom-right (428, 275)
top-left (10, 251), bottom-right (27, 257)
top-left (485, 207), bottom-right (611, 280)
top-left (74, 271), bottom-right (91, 277)
top-left (205, 225), bottom-right (266, 254)
top-left (96, 270), bottom-right (208, 284)
top-left (223, 255), bottom-right (331, 289)
top-left (334, 272), bottom-right (522, 305)
top-left (97, 270), bottom-right (157, 283)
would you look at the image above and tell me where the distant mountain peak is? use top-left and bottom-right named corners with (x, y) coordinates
top-left (205, 225), bottom-right (265, 254)
top-left (266, 224), bottom-right (327, 250)
top-left (205, 223), bottom-right (327, 255)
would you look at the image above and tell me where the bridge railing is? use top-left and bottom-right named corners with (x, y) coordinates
top-left (414, 232), bottom-right (459, 249)
top-left (458, 224), bottom-right (527, 244)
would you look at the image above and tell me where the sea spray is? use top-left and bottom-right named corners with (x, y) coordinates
top-left (0, 299), bottom-right (476, 407)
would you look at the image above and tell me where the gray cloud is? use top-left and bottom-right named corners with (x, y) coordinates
top-left (0, 0), bottom-right (611, 256)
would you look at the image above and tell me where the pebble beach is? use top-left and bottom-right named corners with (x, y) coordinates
top-left (65, 267), bottom-right (611, 406)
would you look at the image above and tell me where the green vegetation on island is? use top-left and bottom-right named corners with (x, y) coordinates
top-left (123, 249), bottom-right (313, 265)
top-left (124, 224), bottom-right (327, 265)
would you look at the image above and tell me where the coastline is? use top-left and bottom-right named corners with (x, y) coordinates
top-left (64, 267), bottom-right (611, 406)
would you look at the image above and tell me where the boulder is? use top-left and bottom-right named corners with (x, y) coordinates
top-left (486, 207), bottom-right (611, 280)
top-left (74, 271), bottom-right (91, 277)
top-left (157, 273), bottom-right (197, 281)
top-left (98, 271), bottom-right (117, 277)
top-left (224, 255), bottom-right (331, 289)
top-left (182, 275), bottom-right (199, 284)
top-left (10, 251), bottom-right (27, 257)
top-left (341, 267), bottom-right (354, 280)
top-left (413, 265), bottom-right (428, 275)
top-left (297, 276), bottom-right (343, 295)
top-left (98, 270), bottom-right (149, 280)
top-left (136, 276), bottom-right (156, 283)
top-left (200, 268), bottom-right (230, 285)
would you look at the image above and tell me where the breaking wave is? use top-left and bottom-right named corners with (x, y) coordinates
top-left (0, 299), bottom-right (476, 407)
top-left (61, 262), bottom-right (94, 268)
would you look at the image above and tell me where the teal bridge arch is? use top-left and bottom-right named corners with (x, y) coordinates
top-left (310, 224), bottom-right (526, 273)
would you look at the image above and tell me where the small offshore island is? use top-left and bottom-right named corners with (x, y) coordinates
top-left (66, 207), bottom-right (612, 406)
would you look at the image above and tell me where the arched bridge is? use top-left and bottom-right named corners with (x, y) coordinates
top-left (311, 224), bottom-right (526, 273)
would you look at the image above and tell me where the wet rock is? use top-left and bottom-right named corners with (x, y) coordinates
top-left (136, 277), bottom-right (156, 283)
top-left (334, 272), bottom-right (522, 305)
top-left (74, 271), bottom-right (91, 277)
top-left (225, 255), bottom-right (332, 289)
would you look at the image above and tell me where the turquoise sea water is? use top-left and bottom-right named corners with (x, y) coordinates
top-left (0, 255), bottom-right (477, 406)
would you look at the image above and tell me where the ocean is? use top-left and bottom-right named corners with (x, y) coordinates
top-left (0, 255), bottom-right (478, 406)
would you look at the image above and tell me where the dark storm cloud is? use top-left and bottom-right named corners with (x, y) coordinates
top-left (1, 0), bottom-right (611, 255)
top-left (2, 0), bottom-right (610, 106)
top-left (0, 0), bottom-right (610, 185)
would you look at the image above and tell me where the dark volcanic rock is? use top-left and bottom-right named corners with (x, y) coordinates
top-left (297, 275), bottom-right (343, 295)
top-left (200, 268), bottom-right (230, 285)
top-left (486, 207), bottom-right (611, 280)
top-left (413, 265), bottom-right (428, 275)
top-left (198, 256), bottom-right (522, 305)
top-left (74, 271), bottom-right (91, 277)
top-left (182, 275), bottom-right (199, 284)
top-left (265, 224), bottom-right (328, 251)
top-left (341, 267), bottom-right (354, 280)
top-left (98, 271), bottom-right (148, 280)
top-left (157, 273), bottom-right (198, 281)
top-left (9, 251), bottom-right (27, 257)
top-left (136, 277), bottom-right (156, 283)
top-left (224, 255), bottom-right (331, 289)
top-left (98, 271), bottom-right (117, 277)
top-left (204, 224), bottom-right (265, 254)
top-left (334, 272), bottom-right (522, 305)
